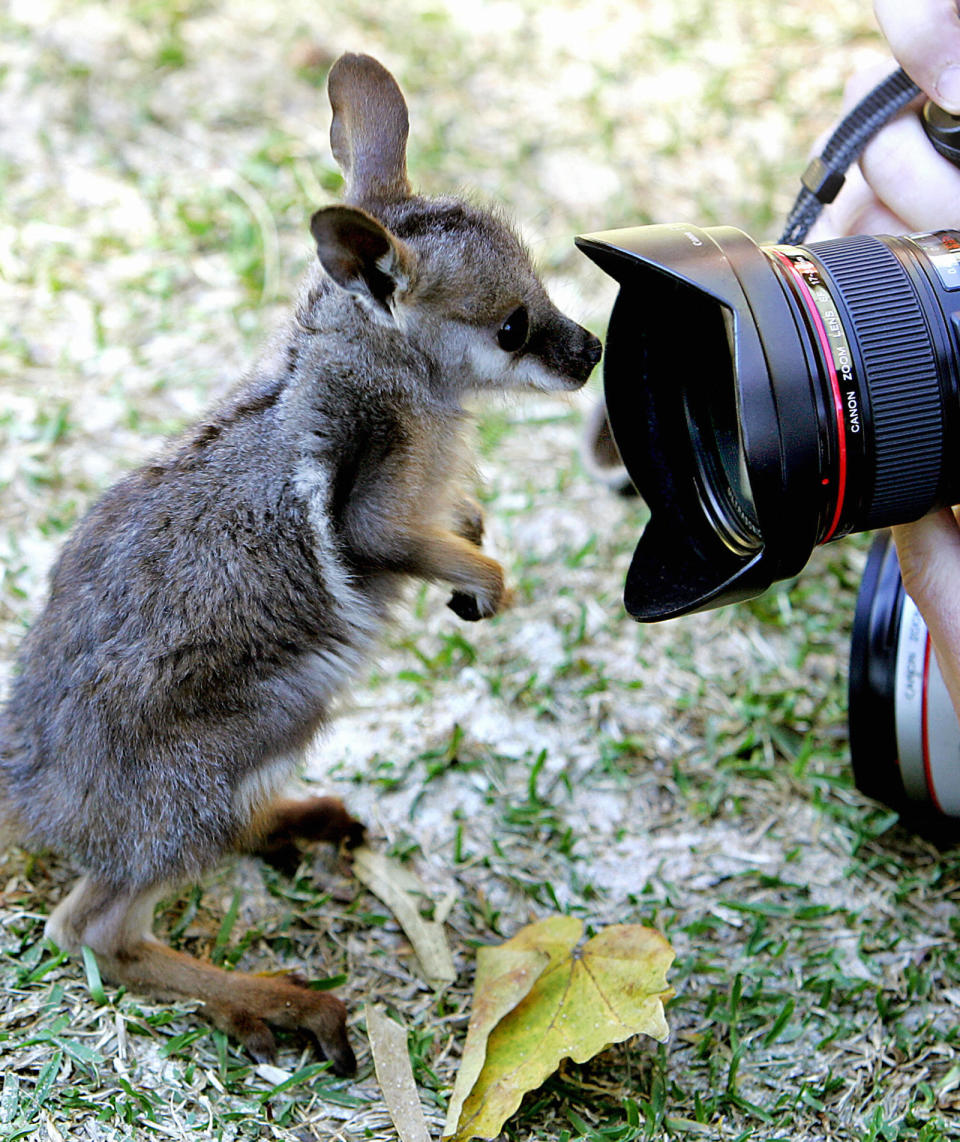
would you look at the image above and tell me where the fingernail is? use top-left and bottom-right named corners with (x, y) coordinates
top-left (935, 65), bottom-right (960, 114)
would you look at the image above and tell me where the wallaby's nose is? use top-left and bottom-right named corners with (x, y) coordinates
top-left (567, 326), bottom-right (603, 386)
top-left (529, 313), bottom-right (603, 389)
top-left (583, 330), bottom-right (603, 372)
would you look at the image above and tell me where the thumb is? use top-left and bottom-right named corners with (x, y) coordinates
top-left (875, 0), bottom-right (960, 112)
top-left (892, 509), bottom-right (960, 726)
top-left (892, 508), bottom-right (960, 605)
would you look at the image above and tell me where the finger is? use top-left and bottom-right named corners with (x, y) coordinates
top-left (892, 509), bottom-right (960, 608)
top-left (874, 0), bottom-right (960, 112)
top-left (858, 107), bottom-right (960, 230)
top-left (803, 58), bottom-right (922, 240)
top-left (838, 199), bottom-right (910, 235)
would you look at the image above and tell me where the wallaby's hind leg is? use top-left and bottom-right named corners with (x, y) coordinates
top-left (239, 795), bottom-right (366, 875)
top-left (45, 875), bottom-right (356, 1074)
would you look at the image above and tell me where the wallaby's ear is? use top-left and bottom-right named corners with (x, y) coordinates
top-left (310, 205), bottom-right (413, 314)
top-left (328, 53), bottom-right (411, 204)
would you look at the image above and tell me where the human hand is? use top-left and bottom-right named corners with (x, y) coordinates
top-left (875, 0), bottom-right (960, 111)
top-left (892, 511), bottom-right (960, 724)
top-left (874, 1), bottom-right (960, 721)
top-left (809, 3), bottom-right (960, 723)
top-left (859, 1), bottom-right (960, 723)
top-left (808, 0), bottom-right (960, 239)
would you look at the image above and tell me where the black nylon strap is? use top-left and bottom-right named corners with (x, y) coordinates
top-left (780, 68), bottom-right (921, 245)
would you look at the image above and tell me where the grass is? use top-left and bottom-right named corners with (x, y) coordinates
top-left (3, 0), bottom-right (960, 1139)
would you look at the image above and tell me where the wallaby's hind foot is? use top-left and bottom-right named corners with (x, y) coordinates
top-left (46, 875), bottom-right (356, 1074)
top-left (116, 940), bottom-right (356, 1072)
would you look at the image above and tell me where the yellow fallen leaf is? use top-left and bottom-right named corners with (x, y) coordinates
top-left (441, 937), bottom-right (555, 1137)
top-left (446, 917), bottom-right (675, 1142)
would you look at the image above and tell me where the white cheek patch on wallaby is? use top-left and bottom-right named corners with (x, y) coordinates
top-left (506, 350), bottom-right (578, 393)
top-left (455, 328), bottom-right (575, 393)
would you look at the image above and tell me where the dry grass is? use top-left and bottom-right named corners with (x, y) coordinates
top-left (3, 2), bottom-right (960, 1140)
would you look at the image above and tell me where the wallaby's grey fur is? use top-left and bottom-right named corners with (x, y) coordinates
top-left (0, 53), bottom-right (601, 1073)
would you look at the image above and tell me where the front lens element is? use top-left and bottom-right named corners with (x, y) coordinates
top-left (683, 376), bottom-right (761, 553)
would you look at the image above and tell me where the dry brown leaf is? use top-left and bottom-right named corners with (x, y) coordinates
top-left (365, 1003), bottom-right (432, 1142)
top-left (352, 846), bottom-right (457, 989)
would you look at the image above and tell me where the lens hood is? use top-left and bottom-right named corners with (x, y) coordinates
top-left (576, 224), bottom-right (824, 621)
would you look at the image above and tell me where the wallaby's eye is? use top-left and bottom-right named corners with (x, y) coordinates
top-left (497, 306), bottom-right (530, 353)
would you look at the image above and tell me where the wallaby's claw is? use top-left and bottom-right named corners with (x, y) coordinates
top-left (208, 976), bottom-right (356, 1076)
top-left (454, 501), bottom-right (485, 548)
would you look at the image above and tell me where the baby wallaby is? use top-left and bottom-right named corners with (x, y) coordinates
top-left (0, 53), bottom-right (600, 1074)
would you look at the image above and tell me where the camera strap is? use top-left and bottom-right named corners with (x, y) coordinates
top-left (780, 67), bottom-right (921, 245)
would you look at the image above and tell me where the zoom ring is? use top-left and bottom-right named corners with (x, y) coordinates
top-left (812, 235), bottom-right (943, 527)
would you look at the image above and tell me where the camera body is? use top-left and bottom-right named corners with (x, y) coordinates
top-left (575, 77), bottom-right (960, 831)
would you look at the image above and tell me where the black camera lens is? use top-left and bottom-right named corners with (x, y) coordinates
top-left (850, 531), bottom-right (960, 839)
top-left (576, 225), bottom-right (960, 621)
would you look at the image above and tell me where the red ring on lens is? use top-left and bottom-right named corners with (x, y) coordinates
top-left (771, 251), bottom-right (848, 542)
top-left (921, 632), bottom-right (945, 815)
